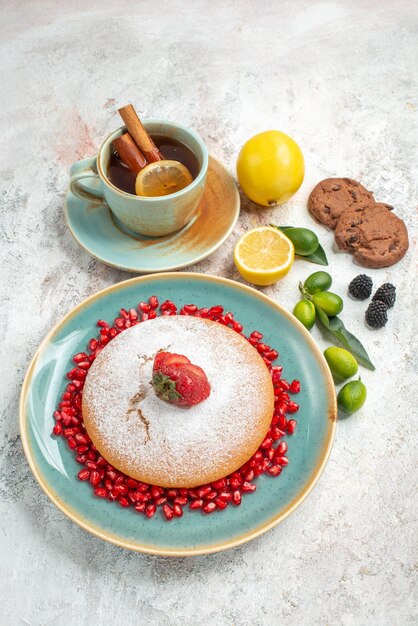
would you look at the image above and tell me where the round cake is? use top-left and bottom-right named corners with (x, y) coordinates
top-left (82, 315), bottom-right (274, 488)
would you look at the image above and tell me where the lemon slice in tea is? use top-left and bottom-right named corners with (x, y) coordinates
top-left (135, 160), bottom-right (193, 197)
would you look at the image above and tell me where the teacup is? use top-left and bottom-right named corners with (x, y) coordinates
top-left (69, 120), bottom-right (208, 237)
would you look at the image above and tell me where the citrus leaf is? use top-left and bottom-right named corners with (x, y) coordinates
top-left (300, 243), bottom-right (328, 266)
top-left (314, 305), bottom-right (375, 371)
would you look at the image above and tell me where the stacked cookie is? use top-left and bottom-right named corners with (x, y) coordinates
top-left (308, 178), bottom-right (409, 268)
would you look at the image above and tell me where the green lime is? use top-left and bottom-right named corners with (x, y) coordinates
top-left (324, 347), bottom-right (358, 383)
top-left (283, 228), bottom-right (319, 256)
top-left (312, 291), bottom-right (343, 316)
top-left (293, 299), bottom-right (315, 330)
top-left (337, 379), bottom-right (367, 414)
top-left (304, 271), bottom-right (332, 294)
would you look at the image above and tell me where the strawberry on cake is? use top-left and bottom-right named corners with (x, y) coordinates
top-left (82, 315), bottom-right (274, 488)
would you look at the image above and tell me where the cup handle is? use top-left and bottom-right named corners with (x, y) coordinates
top-left (69, 156), bottom-right (104, 203)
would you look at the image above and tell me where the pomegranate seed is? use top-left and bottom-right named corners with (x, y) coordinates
top-left (280, 379), bottom-right (291, 391)
top-left (196, 486), bottom-right (212, 498)
top-left (276, 455), bottom-right (289, 466)
top-left (182, 304), bottom-right (198, 314)
top-left (155, 496), bottom-right (168, 506)
top-left (97, 320), bottom-right (109, 328)
top-left (257, 342), bottom-right (268, 353)
top-left (290, 379), bottom-right (301, 393)
top-left (232, 491), bottom-right (242, 505)
top-left (286, 401), bottom-right (299, 414)
top-left (151, 486), bottom-right (164, 499)
top-left (94, 487), bottom-right (107, 498)
top-left (89, 470), bottom-right (101, 487)
top-left (267, 465), bottom-right (282, 476)
top-left (189, 499), bottom-right (203, 509)
top-left (88, 338), bottom-right (98, 351)
top-left (286, 419), bottom-right (297, 434)
top-left (260, 436), bottom-right (273, 449)
top-left (120, 308), bottom-right (129, 319)
top-left (277, 441), bottom-right (288, 454)
top-left (264, 350), bottom-right (279, 361)
top-left (78, 469), bottom-right (90, 481)
top-left (134, 503), bottom-right (146, 513)
top-left (114, 318), bottom-right (124, 329)
top-left (52, 423), bottom-right (62, 436)
top-left (229, 477), bottom-right (241, 490)
top-left (204, 490), bottom-right (218, 501)
top-left (145, 503), bottom-right (157, 518)
top-left (138, 302), bottom-right (151, 313)
top-left (67, 437), bottom-right (77, 449)
top-left (232, 321), bottom-right (243, 332)
top-left (174, 497), bottom-right (188, 506)
top-left (202, 502), bottom-right (216, 514)
top-left (250, 330), bottom-right (263, 340)
top-left (214, 498), bottom-right (228, 510)
top-left (243, 469), bottom-right (254, 482)
top-left (148, 310), bottom-right (157, 319)
top-left (85, 461), bottom-right (97, 470)
top-left (114, 484), bottom-right (129, 496)
top-left (218, 491), bottom-right (233, 502)
top-left (211, 478), bottom-right (227, 490)
top-left (241, 482), bottom-right (256, 493)
top-left (118, 497), bottom-right (130, 508)
top-left (141, 312), bottom-right (149, 322)
top-left (265, 446), bottom-right (275, 462)
top-left (148, 295), bottom-right (159, 309)
top-left (162, 504), bottom-right (174, 520)
top-left (126, 478), bottom-right (138, 488)
top-left (173, 503), bottom-right (183, 517)
top-left (109, 328), bottom-right (118, 338)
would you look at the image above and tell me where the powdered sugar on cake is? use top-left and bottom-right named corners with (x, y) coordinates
top-left (82, 316), bottom-right (273, 486)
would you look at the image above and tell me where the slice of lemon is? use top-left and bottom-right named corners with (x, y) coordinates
top-left (135, 160), bottom-right (193, 197)
top-left (234, 226), bottom-right (294, 286)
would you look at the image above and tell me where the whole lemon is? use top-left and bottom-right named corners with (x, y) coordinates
top-left (237, 131), bottom-right (304, 206)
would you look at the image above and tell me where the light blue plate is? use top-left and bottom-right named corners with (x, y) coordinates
top-left (20, 273), bottom-right (336, 556)
top-left (65, 156), bottom-right (240, 273)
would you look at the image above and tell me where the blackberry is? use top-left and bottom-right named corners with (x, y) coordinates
top-left (365, 300), bottom-right (388, 329)
top-left (372, 283), bottom-right (396, 308)
top-left (348, 274), bottom-right (373, 300)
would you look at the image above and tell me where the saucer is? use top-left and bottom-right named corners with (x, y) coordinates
top-left (65, 156), bottom-right (240, 273)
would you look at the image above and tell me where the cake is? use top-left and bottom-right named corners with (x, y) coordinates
top-left (82, 315), bottom-right (274, 488)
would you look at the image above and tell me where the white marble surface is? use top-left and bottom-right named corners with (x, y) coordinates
top-left (1, 1), bottom-right (417, 624)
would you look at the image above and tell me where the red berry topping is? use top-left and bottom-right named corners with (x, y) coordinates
top-left (152, 352), bottom-right (211, 407)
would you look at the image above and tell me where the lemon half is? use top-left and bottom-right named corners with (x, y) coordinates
top-left (234, 226), bottom-right (294, 286)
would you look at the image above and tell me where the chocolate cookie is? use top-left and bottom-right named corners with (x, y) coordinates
top-left (335, 203), bottom-right (409, 268)
top-left (308, 178), bottom-right (375, 229)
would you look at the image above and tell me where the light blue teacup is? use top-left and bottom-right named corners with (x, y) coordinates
top-left (69, 120), bottom-right (208, 237)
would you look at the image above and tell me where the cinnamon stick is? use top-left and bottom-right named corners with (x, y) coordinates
top-left (118, 104), bottom-right (164, 162)
top-left (113, 133), bottom-right (147, 173)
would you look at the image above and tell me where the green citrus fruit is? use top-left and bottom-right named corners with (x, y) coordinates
top-left (312, 291), bottom-right (343, 316)
top-left (323, 347), bottom-right (358, 383)
top-left (293, 299), bottom-right (315, 330)
top-left (337, 379), bottom-right (367, 414)
top-left (304, 271), bottom-right (332, 294)
top-left (283, 228), bottom-right (319, 256)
